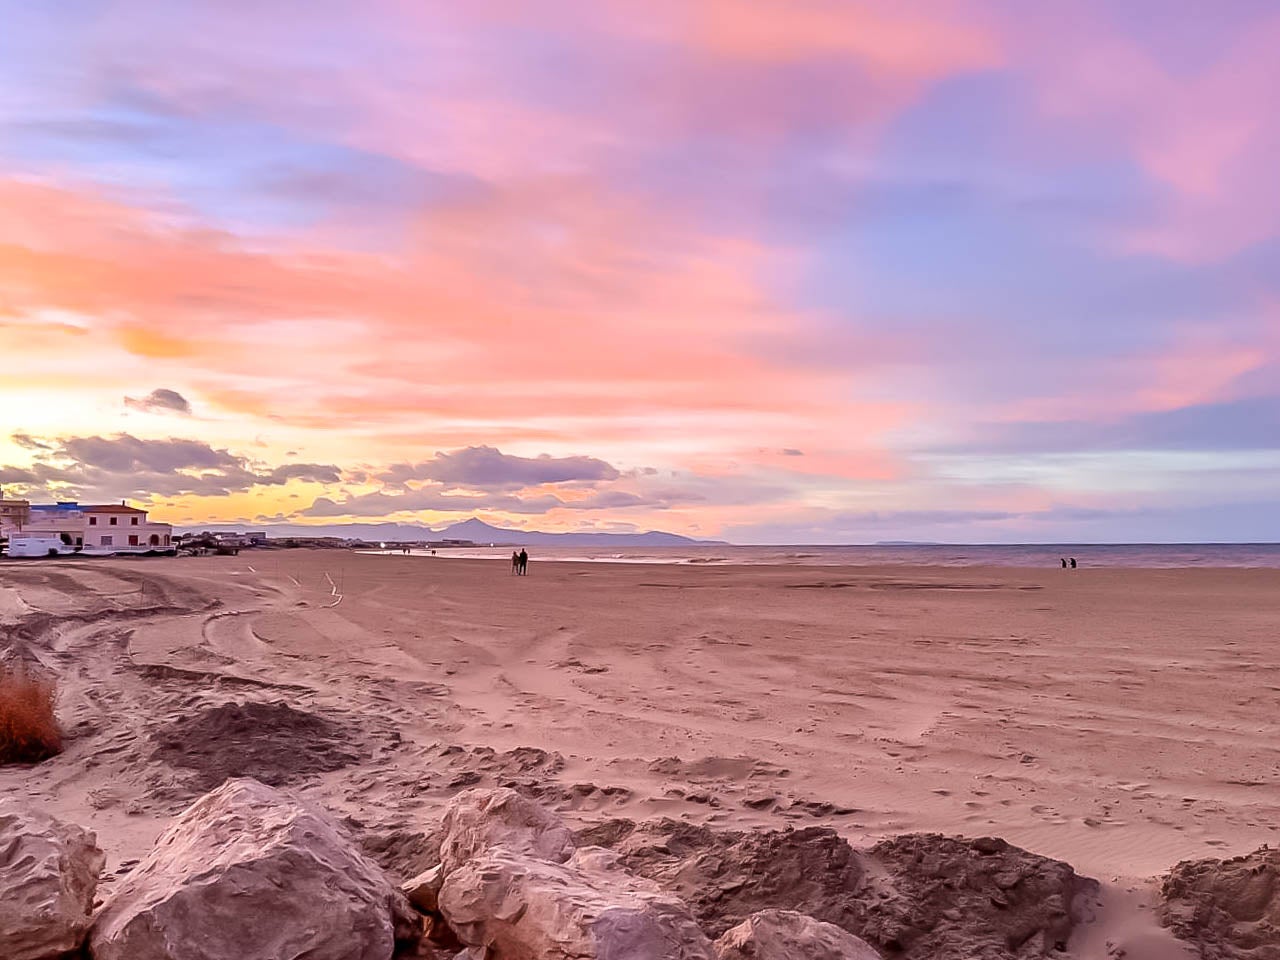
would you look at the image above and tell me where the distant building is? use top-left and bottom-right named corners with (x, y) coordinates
top-left (0, 487), bottom-right (31, 535)
top-left (81, 503), bottom-right (173, 554)
top-left (6, 498), bottom-right (174, 556)
top-left (23, 502), bottom-right (87, 547)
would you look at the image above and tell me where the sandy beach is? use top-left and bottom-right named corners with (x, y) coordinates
top-left (3, 551), bottom-right (1278, 956)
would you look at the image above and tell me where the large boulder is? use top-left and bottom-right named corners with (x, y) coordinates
top-left (0, 799), bottom-right (105, 960)
top-left (439, 786), bottom-right (574, 868)
top-left (437, 789), bottom-right (715, 960)
top-left (857, 833), bottom-right (1097, 958)
top-left (441, 846), bottom-right (716, 960)
top-left (716, 910), bottom-right (881, 960)
top-left (1160, 845), bottom-right (1280, 958)
top-left (89, 777), bottom-right (418, 960)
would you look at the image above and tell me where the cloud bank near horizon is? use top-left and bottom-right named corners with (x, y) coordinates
top-left (1, 1), bottom-right (1278, 542)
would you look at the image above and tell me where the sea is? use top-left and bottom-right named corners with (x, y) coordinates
top-left (372, 543), bottom-right (1280, 569)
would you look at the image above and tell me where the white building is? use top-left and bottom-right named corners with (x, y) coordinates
top-left (22, 502), bottom-right (87, 547)
top-left (7, 499), bottom-right (174, 556)
top-left (80, 503), bottom-right (174, 554)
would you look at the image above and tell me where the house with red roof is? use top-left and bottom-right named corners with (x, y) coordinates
top-left (13, 500), bottom-right (174, 556)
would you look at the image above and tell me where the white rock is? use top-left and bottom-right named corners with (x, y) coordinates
top-left (0, 799), bottom-right (105, 960)
top-left (436, 789), bottom-right (714, 960)
top-left (715, 910), bottom-right (881, 960)
top-left (89, 777), bottom-right (417, 960)
top-left (442, 848), bottom-right (716, 960)
top-left (439, 787), bottom-right (573, 869)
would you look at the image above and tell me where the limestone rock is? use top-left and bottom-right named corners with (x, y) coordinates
top-left (89, 777), bottom-right (418, 960)
top-left (0, 799), bottom-right (105, 960)
top-left (436, 789), bottom-right (714, 960)
top-left (439, 786), bottom-right (573, 868)
top-left (1160, 845), bottom-right (1280, 958)
top-left (441, 847), bottom-right (715, 960)
top-left (716, 910), bottom-right (881, 960)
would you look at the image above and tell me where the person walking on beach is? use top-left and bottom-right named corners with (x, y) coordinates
top-left (1069, 557), bottom-right (1077, 569)
top-left (1060, 558), bottom-right (1067, 568)
top-left (518, 548), bottom-right (529, 576)
top-left (511, 550), bottom-right (520, 575)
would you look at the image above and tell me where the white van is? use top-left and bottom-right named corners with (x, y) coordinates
top-left (6, 535), bottom-right (77, 558)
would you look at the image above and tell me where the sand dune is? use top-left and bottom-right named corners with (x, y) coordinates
top-left (3, 551), bottom-right (1277, 956)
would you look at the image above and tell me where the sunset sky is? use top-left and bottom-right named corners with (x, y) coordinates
top-left (2, 1), bottom-right (1278, 542)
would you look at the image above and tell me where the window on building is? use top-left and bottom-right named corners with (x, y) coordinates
top-left (89, 516), bottom-right (97, 526)
top-left (109, 517), bottom-right (117, 525)
top-left (100, 536), bottom-right (113, 546)
top-left (128, 535), bottom-right (139, 546)
top-left (131, 517), bottom-right (139, 525)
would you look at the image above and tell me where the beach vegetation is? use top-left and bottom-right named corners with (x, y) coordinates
top-left (0, 665), bottom-right (63, 764)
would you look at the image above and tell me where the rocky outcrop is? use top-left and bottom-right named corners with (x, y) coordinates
top-left (0, 799), bottom-right (105, 960)
top-left (858, 833), bottom-right (1095, 958)
top-left (1160, 845), bottom-right (1280, 959)
top-left (584, 819), bottom-right (1096, 959)
top-left (716, 910), bottom-right (881, 960)
top-left (89, 778), bottom-right (418, 960)
top-left (435, 788), bottom-right (715, 959)
top-left (591, 820), bottom-right (866, 937)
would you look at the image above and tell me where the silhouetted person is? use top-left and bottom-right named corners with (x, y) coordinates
top-left (511, 550), bottom-right (520, 575)
top-left (1069, 557), bottom-right (1077, 569)
top-left (1060, 558), bottom-right (1067, 568)
top-left (519, 548), bottom-right (529, 575)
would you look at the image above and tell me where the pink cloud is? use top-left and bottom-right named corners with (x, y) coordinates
top-left (1006, 7), bottom-right (1280, 261)
top-left (0, 174), bottom-right (912, 486)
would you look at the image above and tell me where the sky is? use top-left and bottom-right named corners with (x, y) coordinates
top-left (1, 1), bottom-right (1278, 543)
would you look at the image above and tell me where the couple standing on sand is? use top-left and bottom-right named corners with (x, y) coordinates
top-left (1060, 557), bottom-right (1077, 568)
top-left (511, 548), bottom-right (529, 575)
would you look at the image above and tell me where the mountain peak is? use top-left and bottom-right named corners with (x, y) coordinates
top-left (442, 517), bottom-right (506, 534)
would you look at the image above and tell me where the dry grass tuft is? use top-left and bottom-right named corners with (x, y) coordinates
top-left (0, 665), bottom-right (62, 764)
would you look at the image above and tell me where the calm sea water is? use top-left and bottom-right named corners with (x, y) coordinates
top-left (381, 543), bottom-right (1280, 569)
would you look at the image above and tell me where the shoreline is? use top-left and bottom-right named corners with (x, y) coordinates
top-left (353, 545), bottom-right (1280, 568)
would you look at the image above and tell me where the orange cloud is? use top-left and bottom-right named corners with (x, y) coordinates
top-left (0, 173), bottom-right (911, 492)
top-left (685, 0), bottom-right (996, 73)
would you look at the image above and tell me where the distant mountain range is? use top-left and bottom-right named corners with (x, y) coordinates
top-left (178, 516), bottom-right (724, 547)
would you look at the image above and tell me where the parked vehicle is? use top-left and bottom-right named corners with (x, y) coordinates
top-left (6, 535), bottom-right (79, 558)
